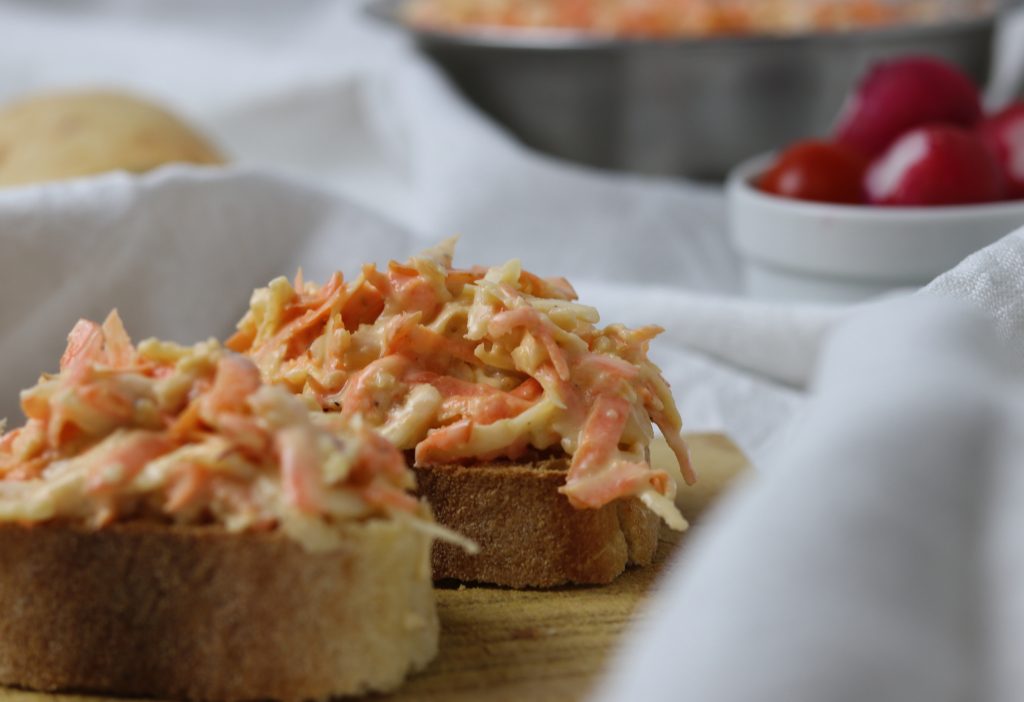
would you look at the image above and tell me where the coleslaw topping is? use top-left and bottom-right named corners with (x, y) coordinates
top-left (228, 240), bottom-right (695, 530)
top-left (0, 311), bottom-right (459, 552)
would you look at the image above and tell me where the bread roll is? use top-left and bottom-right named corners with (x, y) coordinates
top-left (0, 90), bottom-right (223, 186)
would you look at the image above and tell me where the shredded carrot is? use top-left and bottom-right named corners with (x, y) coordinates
top-left (517, 270), bottom-right (577, 301)
top-left (85, 433), bottom-right (175, 494)
top-left (3, 456), bottom-right (47, 481)
top-left (336, 355), bottom-right (410, 418)
top-left (386, 317), bottom-right (480, 368)
top-left (164, 463), bottom-right (210, 513)
top-left (510, 377), bottom-right (543, 401)
top-left (0, 428), bottom-right (20, 453)
top-left (277, 427), bottom-right (326, 514)
top-left (168, 397), bottom-right (203, 440)
top-left (225, 326), bottom-right (256, 353)
top-left (341, 279), bottom-right (386, 331)
top-left (60, 319), bottom-right (104, 373)
top-left (100, 310), bottom-right (135, 368)
top-left (488, 307), bottom-right (570, 381)
top-left (568, 395), bottom-right (629, 480)
top-left (653, 410), bottom-right (697, 486)
top-left (275, 279), bottom-right (344, 347)
top-left (414, 420), bottom-right (473, 465)
top-left (203, 356), bottom-right (262, 415)
top-left (444, 268), bottom-right (486, 294)
top-left (388, 262), bottom-right (443, 317)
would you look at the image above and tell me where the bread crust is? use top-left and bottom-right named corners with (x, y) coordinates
top-left (413, 457), bottom-right (660, 588)
top-left (0, 520), bottom-right (438, 701)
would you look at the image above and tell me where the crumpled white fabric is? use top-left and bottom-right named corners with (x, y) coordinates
top-left (593, 227), bottom-right (1024, 700)
top-left (925, 226), bottom-right (1024, 350)
top-left (596, 293), bottom-right (1024, 702)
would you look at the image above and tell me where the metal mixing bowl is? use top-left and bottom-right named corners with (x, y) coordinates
top-left (367, 0), bottom-right (995, 180)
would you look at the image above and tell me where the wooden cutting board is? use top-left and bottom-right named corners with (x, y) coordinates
top-left (0, 433), bottom-right (749, 702)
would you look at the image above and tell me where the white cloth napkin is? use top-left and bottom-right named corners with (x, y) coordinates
top-left (596, 293), bottom-right (1022, 702)
top-left (594, 229), bottom-right (1024, 700)
top-left (925, 225), bottom-right (1024, 348)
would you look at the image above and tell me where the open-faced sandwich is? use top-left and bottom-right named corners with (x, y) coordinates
top-left (228, 240), bottom-right (695, 588)
top-left (0, 312), bottom-right (447, 701)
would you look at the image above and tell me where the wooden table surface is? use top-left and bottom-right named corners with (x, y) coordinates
top-left (0, 433), bottom-right (750, 702)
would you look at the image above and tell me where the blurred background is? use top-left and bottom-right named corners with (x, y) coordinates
top-left (1, 0), bottom-right (1023, 304)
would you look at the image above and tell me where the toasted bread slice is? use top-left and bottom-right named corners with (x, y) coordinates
top-left (413, 455), bottom-right (660, 589)
top-left (0, 519), bottom-right (437, 702)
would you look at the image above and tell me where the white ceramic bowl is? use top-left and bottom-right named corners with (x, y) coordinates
top-left (727, 153), bottom-right (1024, 303)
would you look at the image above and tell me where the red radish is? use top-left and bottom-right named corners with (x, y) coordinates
top-left (978, 102), bottom-right (1024, 199)
top-left (835, 56), bottom-right (982, 157)
top-left (865, 125), bottom-right (1003, 206)
top-left (757, 140), bottom-right (869, 204)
